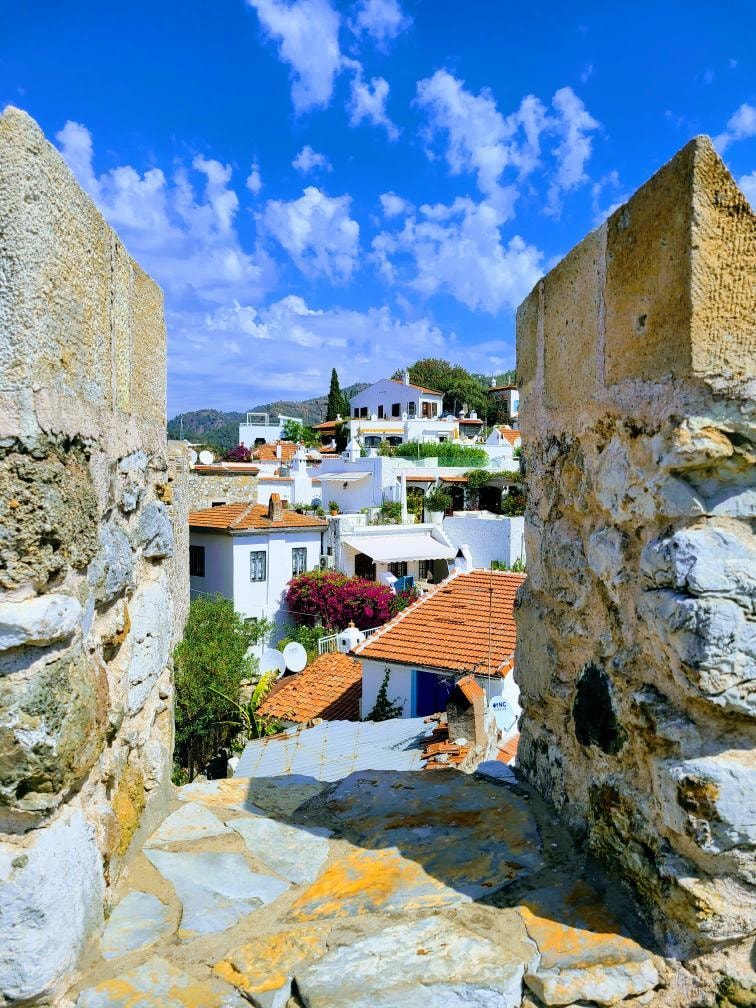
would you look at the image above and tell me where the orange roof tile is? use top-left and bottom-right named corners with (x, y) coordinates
top-left (188, 502), bottom-right (327, 532)
top-left (386, 378), bottom-right (443, 395)
top-left (354, 569), bottom-right (524, 674)
top-left (252, 441), bottom-right (299, 462)
top-left (498, 733), bottom-right (520, 764)
top-left (454, 675), bottom-right (485, 704)
top-left (496, 428), bottom-right (521, 445)
top-left (192, 464), bottom-right (260, 475)
top-left (258, 653), bottom-right (362, 723)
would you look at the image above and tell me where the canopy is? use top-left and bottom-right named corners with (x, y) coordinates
top-left (342, 532), bottom-right (456, 564)
top-left (318, 471), bottom-right (372, 482)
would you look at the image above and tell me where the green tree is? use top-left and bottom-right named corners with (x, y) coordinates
top-left (173, 595), bottom-right (269, 780)
top-left (326, 368), bottom-right (350, 421)
top-left (392, 359), bottom-right (490, 418)
top-left (281, 419), bottom-right (319, 447)
top-left (367, 669), bottom-right (404, 722)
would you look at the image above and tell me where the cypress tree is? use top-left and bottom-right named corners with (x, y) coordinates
top-left (326, 368), bottom-right (345, 421)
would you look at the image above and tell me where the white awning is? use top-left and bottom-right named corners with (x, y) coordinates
top-left (318, 471), bottom-right (371, 482)
top-left (342, 533), bottom-right (456, 563)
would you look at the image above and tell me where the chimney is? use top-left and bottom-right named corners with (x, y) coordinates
top-left (276, 442), bottom-right (282, 460)
top-left (403, 369), bottom-right (410, 385)
top-left (268, 493), bottom-right (283, 522)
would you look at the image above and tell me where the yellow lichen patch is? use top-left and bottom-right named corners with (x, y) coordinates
top-left (290, 846), bottom-right (458, 921)
top-left (215, 927), bottom-right (327, 997)
top-left (518, 903), bottom-right (646, 966)
top-left (113, 763), bottom-right (146, 857)
top-left (81, 957), bottom-right (239, 1007)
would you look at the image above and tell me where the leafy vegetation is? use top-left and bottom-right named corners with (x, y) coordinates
top-left (326, 368), bottom-right (351, 422)
top-left (375, 500), bottom-right (402, 524)
top-left (491, 558), bottom-right (527, 572)
top-left (423, 487), bottom-right (452, 513)
top-left (390, 359), bottom-right (516, 423)
top-left (276, 623), bottom-right (331, 662)
top-left (367, 669), bottom-right (404, 722)
top-left (223, 443), bottom-right (253, 461)
top-left (463, 469), bottom-right (493, 508)
top-left (281, 419), bottom-right (319, 446)
top-left (173, 595), bottom-right (270, 780)
top-left (285, 569), bottom-right (412, 631)
top-left (210, 672), bottom-right (281, 746)
top-left (392, 442), bottom-right (488, 466)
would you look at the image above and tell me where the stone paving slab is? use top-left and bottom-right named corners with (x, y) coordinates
top-left (100, 892), bottom-right (173, 960)
top-left (294, 917), bottom-right (531, 1008)
top-left (177, 775), bottom-right (328, 817)
top-left (290, 844), bottom-right (467, 921)
top-left (229, 813), bottom-right (332, 884)
top-left (215, 926), bottom-right (330, 1008)
top-left (76, 956), bottom-right (248, 1007)
top-left (145, 802), bottom-right (231, 846)
top-left (144, 849), bottom-right (289, 938)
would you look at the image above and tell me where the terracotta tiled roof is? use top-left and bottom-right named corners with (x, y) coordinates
top-left (258, 653), bottom-right (362, 723)
top-left (252, 441), bottom-right (299, 462)
top-left (439, 475), bottom-right (468, 484)
top-left (498, 733), bottom-right (520, 764)
top-left (386, 378), bottom-right (443, 396)
top-left (312, 420), bottom-right (339, 431)
top-left (496, 428), bottom-right (521, 445)
top-left (188, 502), bottom-right (327, 532)
top-left (459, 417), bottom-right (484, 425)
top-left (455, 674), bottom-right (485, 704)
top-left (354, 569), bottom-right (524, 674)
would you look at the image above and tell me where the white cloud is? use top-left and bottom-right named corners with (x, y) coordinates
top-left (247, 0), bottom-right (343, 113)
top-left (373, 196), bottom-right (543, 313)
top-left (292, 144), bottom-right (332, 173)
top-left (591, 170), bottom-right (627, 226)
top-left (246, 164), bottom-right (263, 195)
top-left (168, 295), bottom-right (451, 410)
top-left (348, 71), bottom-right (398, 139)
top-left (738, 170), bottom-right (756, 206)
top-left (545, 86), bottom-right (600, 217)
top-left (714, 102), bottom-right (756, 152)
top-left (260, 186), bottom-right (359, 280)
top-left (56, 120), bottom-right (273, 307)
top-left (353, 0), bottom-right (410, 44)
top-left (380, 192), bottom-right (413, 217)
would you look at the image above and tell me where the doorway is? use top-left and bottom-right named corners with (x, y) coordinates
top-left (354, 552), bottom-right (376, 581)
top-left (414, 669), bottom-right (455, 716)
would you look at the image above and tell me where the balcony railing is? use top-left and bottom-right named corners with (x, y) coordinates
top-left (318, 626), bottom-right (379, 655)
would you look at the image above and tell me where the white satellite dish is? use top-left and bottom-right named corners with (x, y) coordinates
top-left (283, 641), bottom-right (307, 673)
top-left (189, 449), bottom-right (198, 466)
top-left (260, 648), bottom-right (286, 677)
top-left (198, 449), bottom-right (214, 465)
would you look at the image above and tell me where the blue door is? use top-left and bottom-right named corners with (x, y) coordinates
top-left (414, 670), bottom-right (455, 716)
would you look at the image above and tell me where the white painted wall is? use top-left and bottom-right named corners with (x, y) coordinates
top-left (349, 378), bottom-right (443, 419)
top-left (239, 413), bottom-right (302, 446)
top-left (442, 514), bottom-right (526, 568)
top-left (189, 531), bottom-right (233, 601)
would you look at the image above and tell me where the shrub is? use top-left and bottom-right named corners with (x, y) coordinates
top-left (285, 569), bottom-right (404, 630)
top-left (276, 623), bottom-right (330, 662)
top-left (463, 469), bottom-right (493, 508)
top-left (424, 487), bottom-right (452, 512)
top-left (376, 500), bottom-right (402, 524)
top-left (393, 442), bottom-right (488, 466)
top-left (224, 443), bottom-right (252, 462)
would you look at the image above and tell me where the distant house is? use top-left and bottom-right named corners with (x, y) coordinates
top-left (187, 462), bottom-right (260, 511)
top-left (354, 569), bottom-right (524, 742)
top-left (257, 652), bottom-right (362, 728)
top-left (348, 373), bottom-right (457, 447)
top-left (487, 383), bottom-right (519, 421)
top-left (188, 494), bottom-right (327, 643)
top-left (238, 412), bottom-right (303, 447)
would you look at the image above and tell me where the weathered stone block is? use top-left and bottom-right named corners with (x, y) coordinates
top-left (136, 501), bottom-right (174, 558)
top-left (87, 523), bottom-right (135, 604)
top-left (0, 593), bottom-right (81, 651)
top-left (516, 284), bottom-right (540, 389)
top-left (543, 225), bottom-right (603, 412)
top-left (126, 576), bottom-right (174, 714)
top-left (0, 807), bottom-right (104, 1003)
top-left (0, 644), bottom-right (108, 830)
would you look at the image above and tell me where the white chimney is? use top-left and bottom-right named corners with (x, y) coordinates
top-left (276, 442), bottom-right (282, 460)
top-left (403, 369), bottom-right (410, 385)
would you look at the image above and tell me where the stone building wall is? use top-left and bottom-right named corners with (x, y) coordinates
top-left (514, 134), bottom-right (755, 975)
top-left (187, 469), bottom-right (259, 511)
top-left (0, 108), bottom-right (184, 1004)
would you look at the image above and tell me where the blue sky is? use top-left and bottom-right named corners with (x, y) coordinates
top-left (2, 1), bottom-right (754, 417)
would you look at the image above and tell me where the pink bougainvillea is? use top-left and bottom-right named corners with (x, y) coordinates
top-left (284, 570), bottom-right (416, 631)
top-left (224, 443), bottom-right (252, 462)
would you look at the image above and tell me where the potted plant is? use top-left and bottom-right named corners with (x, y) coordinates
top-left (328, 500), bottom-right (340, 516)
top-left (423, 487), bottom-right (452, 524)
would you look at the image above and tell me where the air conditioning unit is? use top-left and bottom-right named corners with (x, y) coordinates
top-left (319, 554), bottom-right (335, 570)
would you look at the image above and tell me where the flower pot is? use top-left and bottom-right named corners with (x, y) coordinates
top-left (425, 509), bottom-right (444, 525)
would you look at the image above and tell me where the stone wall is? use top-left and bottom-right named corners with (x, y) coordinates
top-left (187, 468), bottom-right (258, 511)
top-left (515, 135), bottom-right (755, 974)
top-left (0, 108), bottom-right (185, 1004)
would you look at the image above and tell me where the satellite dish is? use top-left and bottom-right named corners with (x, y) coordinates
top-left (283, 642), bottom-right (307, 673)
top-left (189, 449), bottom-right (198, 466)
top-left (198, 449), bottom-right (214, 465)
top-left (260, 648), bottom-right (286, 677)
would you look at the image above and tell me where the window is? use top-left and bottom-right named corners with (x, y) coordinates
top-left (353, 408), bottom-right (359, 418)
top-left (377, 405), bottom-right (384, 419)
top-left (419, 559), bottom-right (434, 579)
top-left (360, 406), bottom-right (369, 418)
top-left (389, 561), bottom-right (408, 578)
top-left (292, 547), bottom-right (308, 576)
top-left (189, 544), bottom-right (205, 577)
top-left (249, 550), bottom-right (266, 582)
top-left (421, 401), bottom-right (430, 418)
top-left (407, 401), bottom-right (416, 417)
top-left (391, 402), bottom-right (401, 417)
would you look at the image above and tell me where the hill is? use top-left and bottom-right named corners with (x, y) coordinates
top-left (167, 383), bottom-right (369, 453)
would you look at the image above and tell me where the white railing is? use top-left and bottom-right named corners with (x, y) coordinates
top-left (318, 625), bottom-right (380, 656)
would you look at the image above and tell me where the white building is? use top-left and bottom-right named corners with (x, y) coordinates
top-left (188, 494), bottom-right (327, 645)
top-left (487, 383), bottom-right (519, 422)
top-left (353, 569), bottom-right (524, 741)
top-left (348, 373), bottom-right (459, 446)
top-left (239, 412), bottom-right (303, 447)
top-left (443, 513), bottom-right (525, 570)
